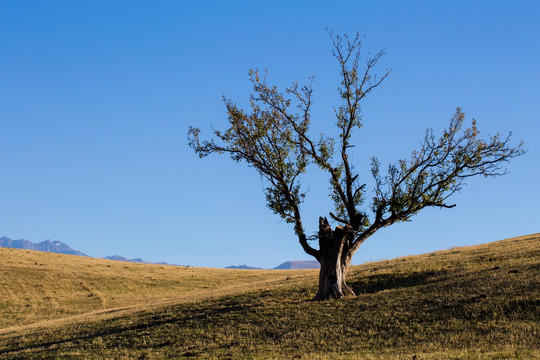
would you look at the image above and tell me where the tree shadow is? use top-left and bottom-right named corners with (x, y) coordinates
top-left (0, 299), bottom-right (256, 356)
top-left (348, 270), bottom-right (444, 295)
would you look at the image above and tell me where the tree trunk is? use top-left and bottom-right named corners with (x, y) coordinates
top-left (314, 217), bottom-right (355, 300)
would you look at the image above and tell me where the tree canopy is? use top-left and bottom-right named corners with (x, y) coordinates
top-left (188, 32), bottom-right (525, 299)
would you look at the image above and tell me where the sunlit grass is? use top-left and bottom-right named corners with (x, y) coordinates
top-left (0, 248), bottom-right (306, 330)
top-left (1, 233), bottom-right (538, 359)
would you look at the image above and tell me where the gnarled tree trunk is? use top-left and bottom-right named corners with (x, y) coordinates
top-left (314, 217), bottom-right (355, 300)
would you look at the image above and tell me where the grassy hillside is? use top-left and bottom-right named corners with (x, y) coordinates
top-left (0, 247), bottom-right (307, 330)
top-left (1, 234), bottom-right (539, 359)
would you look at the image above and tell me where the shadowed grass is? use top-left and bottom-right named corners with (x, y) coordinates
top-left (0, 233), bottom-right (538, 359)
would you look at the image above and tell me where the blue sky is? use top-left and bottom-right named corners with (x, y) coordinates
top-left (1, 1), bottom-right (538, 268)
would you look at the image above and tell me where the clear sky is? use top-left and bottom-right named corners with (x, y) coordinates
top-left (1, 1), bottom-right (538, 268)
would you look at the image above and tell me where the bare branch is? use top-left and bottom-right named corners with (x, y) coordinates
top-left (329, 212), bottom-right (348, 224)
top-left (369, 108), bottom-right (526, 226)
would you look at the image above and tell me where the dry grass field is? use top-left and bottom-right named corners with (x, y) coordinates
top-left (0, 248), bottom-right (305, 330)
top-left (0, 233), bottom-right (538, 359)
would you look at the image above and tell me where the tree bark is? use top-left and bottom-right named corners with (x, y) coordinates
top-left (313, 217), bottom-right (355, 300)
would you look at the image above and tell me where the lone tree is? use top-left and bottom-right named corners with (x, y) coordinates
top-left (188, 33), bottom-right (525, 300)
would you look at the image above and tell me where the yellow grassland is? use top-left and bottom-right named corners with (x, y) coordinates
top-left (0, 247), bottom-right (314, 331)
top-left (0, 233), bottom-right (538, 359)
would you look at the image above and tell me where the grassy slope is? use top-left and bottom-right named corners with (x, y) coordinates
top-left (0, 248), bottom-right (306, 329)
top-left (0, 234), bottom-right (539, 359)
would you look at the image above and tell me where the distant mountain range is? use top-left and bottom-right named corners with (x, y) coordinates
top-left (1, 236), bottom-right (319, 269)
top-left (0, 236), bottom-right (167, 264)
top-left (226, 261), bottom-right (320, 270)
top-left (103, 255), bottom-right (147, 263)
top-left (273, 261), bottom-right (320, 269)
top-left (225, 264), bottom-right (263, 270)
top-left (0, 237), bottom-right (88, 257)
